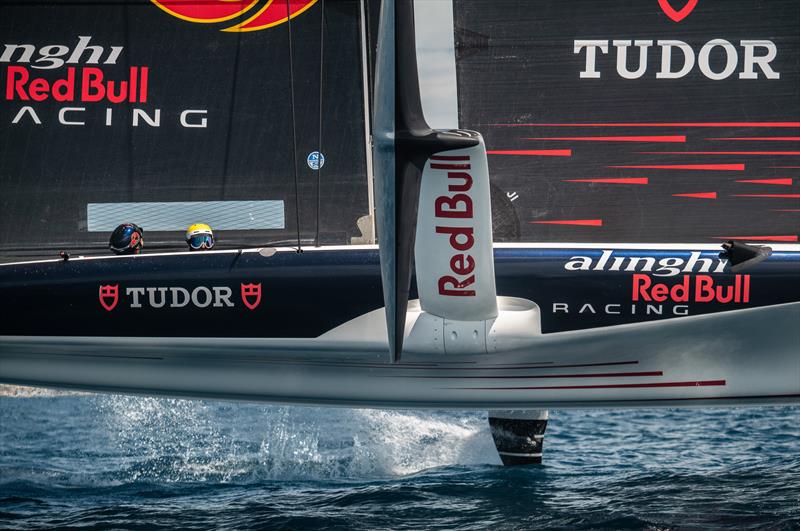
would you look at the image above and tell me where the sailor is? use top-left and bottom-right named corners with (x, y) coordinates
top-left (185, 223), bottom-right (215, 251)
top-left (109, 223), bottom-right (144, 255)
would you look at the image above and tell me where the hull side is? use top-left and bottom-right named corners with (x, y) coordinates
top-left (2, 301), bottom-right (798, 408)
top-left (1, 245), bottom-right (798, 336)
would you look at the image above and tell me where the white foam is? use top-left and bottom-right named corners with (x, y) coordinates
top-left (94, 396), bottom-right (500, 481)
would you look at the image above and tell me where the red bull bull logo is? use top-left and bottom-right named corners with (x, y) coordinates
top-left (152, 0), bottom-right (318, 32)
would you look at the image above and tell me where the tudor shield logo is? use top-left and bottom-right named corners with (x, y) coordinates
top-left (658, 0), bottom-right (699, 22)
top-left (99, 284), bottom-right (119, 311)
top-left (240, 283), bottom-right (262, 310)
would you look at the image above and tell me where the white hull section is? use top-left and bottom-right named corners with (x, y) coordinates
top-left (1, 302), bottom-right (798, 408)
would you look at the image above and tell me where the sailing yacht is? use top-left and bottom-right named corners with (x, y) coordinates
top-left (1, 0), bottom-right (798, 465)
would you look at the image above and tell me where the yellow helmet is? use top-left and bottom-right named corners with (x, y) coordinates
top-left (185, 223), bottom-right (214, 250)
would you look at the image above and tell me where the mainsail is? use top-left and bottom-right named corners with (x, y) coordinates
top-left (0, 0), bottom-right (372, 256)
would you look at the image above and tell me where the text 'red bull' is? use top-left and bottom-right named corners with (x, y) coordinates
top-left (432, 155), bottom-right (476, 296)
top-left (5, 66), bottom-right (149, 104)
top-left (633, 274), bottom-right (751, 304)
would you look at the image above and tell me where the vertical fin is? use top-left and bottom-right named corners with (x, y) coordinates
top-left (489, 410), bottom-right (549, 466)
top-left (371, 0), bottom-right (398, 360)
top-left (372, 0), bottom-right (477, 361)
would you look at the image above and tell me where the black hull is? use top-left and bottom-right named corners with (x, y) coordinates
top-left (1, 245), bottom-right (797, 338)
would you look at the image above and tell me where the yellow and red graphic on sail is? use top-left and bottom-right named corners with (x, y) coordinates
top-left (151, 0), bottom-right (317, 32)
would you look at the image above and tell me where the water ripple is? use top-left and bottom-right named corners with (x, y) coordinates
top-left (1, 394), bottom-right (798, 529)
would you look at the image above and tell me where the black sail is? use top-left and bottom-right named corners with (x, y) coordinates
top-left (0, 0), bottom-right (371, 258)
top-left (454, 0), bottom-right (800, 243)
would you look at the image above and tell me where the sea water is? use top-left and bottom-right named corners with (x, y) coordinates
top-left (1, 391), bottom-right (798, 529)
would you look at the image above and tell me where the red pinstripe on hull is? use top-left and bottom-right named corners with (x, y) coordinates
top-left (415, 371), bottom-right (663, 380)
top-left (451, 361), bottom-right (640, 371)
top-left (452, 380), bottom-right (726, 390)
top-left (293, 360), bottom-right (644, 372)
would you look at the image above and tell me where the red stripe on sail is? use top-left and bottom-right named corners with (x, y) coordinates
top-left (713, 235), bottom-right (798, 242)
top-left (611, 164), bottom-right (745, 171)
top-left (638, 151), bottom-right (800, 155)
top-left (736, 178), bottom-right (793, 185)
top-left (529, 219), bottom-right (603, 226)
top-left (487, 149), bottom-right (572, 156)
top-left (490, 122), bottom-right (800, 128)
top-left (524, 136), bottom-right (685, 142)
top-left (564, 178), bottom-right (649, 184)
top-left (732, 194), bottom-right (800, 198)
top-left (673, 192), bottom-right (717, 199)
top-left (455, 380), bottom-right (727, 390)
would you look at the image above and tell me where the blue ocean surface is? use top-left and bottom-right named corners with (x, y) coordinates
top-left (0, 393), bottom-right (798, 530)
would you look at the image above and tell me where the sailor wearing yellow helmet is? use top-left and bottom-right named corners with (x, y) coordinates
top-left (185, 223), bottom-right (215, 251)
